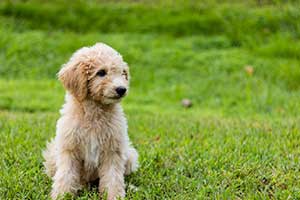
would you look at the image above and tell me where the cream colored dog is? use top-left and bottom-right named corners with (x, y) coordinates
top-left (43, 43), bottom-right (139, 200)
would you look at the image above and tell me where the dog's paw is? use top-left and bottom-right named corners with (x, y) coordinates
top-left (125, 147), bottom-right (139, 175)
top-left (51, 189), bottom-right (63, 200)
top-left (99, 186), bottom-right (125, 200)
top-left (51, 179), bottom-right (80, 199)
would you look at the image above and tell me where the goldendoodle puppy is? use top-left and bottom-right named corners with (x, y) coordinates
top-left (43, 43), bottom-right (139, 200)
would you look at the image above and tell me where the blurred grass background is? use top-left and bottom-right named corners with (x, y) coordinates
top-left (0, 0), bottom-right (300, 199)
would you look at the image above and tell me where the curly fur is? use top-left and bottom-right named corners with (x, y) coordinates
top-left (42, 43), bottom-right (139, 200)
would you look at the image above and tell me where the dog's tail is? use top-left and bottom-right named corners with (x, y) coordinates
top-left (42, 139), bottom-right (57, 178)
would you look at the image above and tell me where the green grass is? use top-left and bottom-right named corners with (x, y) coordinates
top-left (0, 0), bottom-right (300, 199)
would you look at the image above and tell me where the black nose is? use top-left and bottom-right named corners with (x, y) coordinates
top-left (116, 87), bottom-right (127, 97)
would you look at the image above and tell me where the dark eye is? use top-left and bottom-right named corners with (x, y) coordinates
top-left (97, 69), bottom-right (106, 77)
top-left (122, 70), bottom-right (128, 79)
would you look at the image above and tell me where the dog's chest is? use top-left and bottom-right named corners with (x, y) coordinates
top-left (84, 133), bottom-right (101, 168)
top-left (82, 121), bottom-right (121, 169)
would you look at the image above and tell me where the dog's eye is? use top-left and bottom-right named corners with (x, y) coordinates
top-left (122, 70), bottom-right (128, 80)
top-left (97, 70), bottom-right (106, 77)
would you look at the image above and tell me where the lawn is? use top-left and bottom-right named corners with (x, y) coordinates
top-left (0, 0), bottom-right (300, 199)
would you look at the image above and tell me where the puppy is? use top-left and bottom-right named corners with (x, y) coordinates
top-left (43, 43), bottom-right (139, 200)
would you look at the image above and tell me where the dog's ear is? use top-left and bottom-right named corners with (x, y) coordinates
top-left (58, 60), bottom-right (88, 101)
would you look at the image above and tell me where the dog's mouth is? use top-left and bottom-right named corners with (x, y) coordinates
top-left (103, 92), bottom-right (127, 102)
top-left (108, 96), bottom-right (121, 100)
top-left (106, 95), bottom-right (124, 100)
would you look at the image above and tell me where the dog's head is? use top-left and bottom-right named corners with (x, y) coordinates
top-left (58, 43), bottom-right (130, 104)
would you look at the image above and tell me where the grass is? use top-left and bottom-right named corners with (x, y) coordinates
top-left (0, 0), bottom-right (300, 199)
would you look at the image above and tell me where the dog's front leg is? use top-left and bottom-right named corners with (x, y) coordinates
top-left (98, 151), bottom-right (126, 200)
top-left (51, 151), bottom-right (82, 199)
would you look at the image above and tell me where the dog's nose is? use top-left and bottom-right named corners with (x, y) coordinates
top-left (115, 87), bottom-right (127, 97)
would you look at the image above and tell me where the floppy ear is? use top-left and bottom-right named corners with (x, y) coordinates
top-left (58, 60), bottom-right (88, 101)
